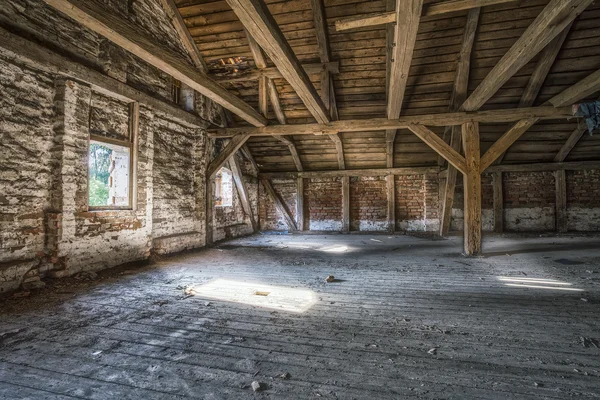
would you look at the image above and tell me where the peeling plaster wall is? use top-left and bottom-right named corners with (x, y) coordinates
top-left (0, 0), bottom-right (244, 293)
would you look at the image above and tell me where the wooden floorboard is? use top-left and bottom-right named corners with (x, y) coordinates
top-left (1, 234), bottom-right (600, 399)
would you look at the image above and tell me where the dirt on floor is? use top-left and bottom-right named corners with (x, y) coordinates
top-left (1, 233), bottom-right (600, 399)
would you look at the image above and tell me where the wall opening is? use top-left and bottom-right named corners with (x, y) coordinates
top-left (215, 167), bottom-right (233, 207)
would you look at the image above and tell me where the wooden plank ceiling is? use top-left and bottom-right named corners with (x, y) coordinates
top-left (175, 0), bottom-right (600, 172)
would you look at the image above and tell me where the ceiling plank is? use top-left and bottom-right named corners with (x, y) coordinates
top-left (157, 0), bottom-right (208, 73)
top-left (212, 106), bottom-right (573, 137)
top-left (461, 0), bottom-right (593, 111)
top-left (335, 0), bottom-right (514, 31)
top-left (226, 0), bottom-right (330, 124)
top-left (43, 0), bottom-right (267, 127)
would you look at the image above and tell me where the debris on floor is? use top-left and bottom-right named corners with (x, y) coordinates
top-left (251, 381), bottom-right (262, 392)
top-left (325, 275), bottom-right (335, 283)
top-left (278, 372), bottom-right (291, 379)
top-left (428, 348), bottom-right (438, 355)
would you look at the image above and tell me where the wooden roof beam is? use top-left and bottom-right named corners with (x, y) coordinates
top-left (462, 0), bottom-right (593, 111)
top-left (480, 68), bottom-right (600, 172)
top-left (408, 125), bottom-right (467, 174)
top-left (43, 0), bottom-right (266, 127)
top-left (211, 106), bottom-right (573, 138)
top-left (310, 0), bottom-right (344, 169)
top-left (335, 0), bottom-right (515, 31)
top-left (206, 134), bottom-right (251, 179)
top-left (491, 24), bottom-right (572, 166)
top-left (226, 0), bottom-right (330, 124)
top-left (439, 7), bottom-right (480, 236)
top-left (157, 0), bottom-right (208, 73)
top-left (387, 0), bottom-right (423, 120)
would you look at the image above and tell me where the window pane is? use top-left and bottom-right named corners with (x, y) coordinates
top-left (89, 140), bottom-right (130, 207)
top-left (215, 168), bottom-right (233, 207)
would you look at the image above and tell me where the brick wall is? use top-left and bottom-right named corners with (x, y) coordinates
top-left (259, 178), bottom-right (297, 231)
top-left (566, 169), bottom-right (600, 231)
top-left (306, 178), bottom-right (343, 231)
top-left (0, 1), bottom-right (252, 293)
top-left (350, 177), bottom-right (387, 232)
top-left (503, 172), bottom-right (555, 231)
top-left (395, 174), bottom-right (440, 232)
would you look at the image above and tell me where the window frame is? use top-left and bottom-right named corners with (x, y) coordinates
top-left (87, 102), bottom-right (138, 211)
top-left (214, 167), bottom-right (233, 208)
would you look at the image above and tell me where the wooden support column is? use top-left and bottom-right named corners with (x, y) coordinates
top-left (296, 178), bottom-right (305, 231)
top-left (342, 176), bottom-right (350, 232)
top-left (555, 170), bottom-right (567, 233)
top-left (492, 171), bottom-right (503, 233)
top-left (386, 175), bottom-right (395, 233)
top-left (462, 122), bottom-right (481, 256)
top-left (439, 125), bottom-right (462, 236)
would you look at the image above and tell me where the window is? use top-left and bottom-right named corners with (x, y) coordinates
top-left (88, 139), bottom-right (131, 208)
top-left (171, 78), bottom-right (181, 104)
top-left (215, 167), bottom-right (233, 207)
top-left (87, 92), bottom-right (136, 210)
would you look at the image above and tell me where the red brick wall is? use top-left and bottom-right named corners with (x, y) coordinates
top-left (504, 172), bottom-right (555, 208)
top-left (350, 177), bottom-right (387, 231)
top-left (259, 179), bottom-right (297, 231)
top-left (306, 177), bottom-right (342, 230)
top-left (395, 174), bottom-right (424, 222)
top-left (567, 170), bottom-right (600, 207)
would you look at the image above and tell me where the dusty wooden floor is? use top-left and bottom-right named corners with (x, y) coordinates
top-left (1, 233), bottom-right (600, 399)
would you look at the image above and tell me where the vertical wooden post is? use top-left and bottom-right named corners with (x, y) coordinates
top-left (206, 178), bottom-right (214, 245)
top-left (439, 125), bottom-right (462, 236)
top-left (342, 176), bottom-right (350, 232)
top-left (258, 76), bottom-right (268, 118)
top-left (386, 174), bottom-right (395, 233)
top-left (462, 122), bottom-right (482, 255)
top-left (296, 177), bottom-right (304, 231)
top-left (492, 171), bottom-right (503, 233)
top-left (555, 170), bottom-right (567, 233)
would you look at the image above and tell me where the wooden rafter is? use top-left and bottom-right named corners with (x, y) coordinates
top-left (408, 125), bottom-right (467, 174)
top-left (439, 7), bottom-right (480, 236)
top-left (260, 166), bottom-right (440, 179)
top-left (335, 0), bottom-right (514, 31)
top-left (226, 0), bottom-right (329, 124)
top-left (157, 0), bottom-right (207, 73)
top-left (480, 69), bottom-right (600, 172)
top-left (43, 0), bottom-right (267, 127)
top-left (387, 0), bottom-right (423, 120)
top-left (206, 134), bottom-right (251, 179)
top-left (246, 29), bottom-right (304, 172)
top-left (554, 122), bottom-right (587, 162)
top-left (211, 106), bottom-right (573, 138)
top-left (461, 0), bottom-right (593, 111)
top-left (0, 26), bottom-right (206, 128)
top-left (311, 0), bottom-right (344, 169)
top-left (491, 24), bottom-right (572, 166)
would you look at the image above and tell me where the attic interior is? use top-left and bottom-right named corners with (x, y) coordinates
top-left (1, 0), bottom-right (600, 398)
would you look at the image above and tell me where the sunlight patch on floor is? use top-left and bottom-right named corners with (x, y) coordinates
top-left (498, 276), bottom-right (584, 291)
top-left (191, 279), bottom-right (318, 313)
